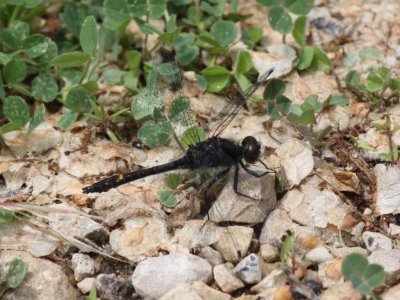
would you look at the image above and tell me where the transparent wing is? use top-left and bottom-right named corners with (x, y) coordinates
top-left (141, 48), bottom-right (205, 150)
top-left (209, 69), bottom-right (274, 137)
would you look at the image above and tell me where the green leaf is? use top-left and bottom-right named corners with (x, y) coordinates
top-left (366, 74), bottom-right (384, 92)
top-left (0, 208), bottom-right (14, 223)
top-left (257, 0), bottom-right (280, 6)
top-left (378, 67), bottom-right (391, 84)
top-left (3, 58), bottom-right (27, 84)
top-left (149, 0), bottom-right (166, 18)
top-left (80, 16), bottom-right (98, 56)
top-left (242, 26), bottom-right (263, 48)
top-left (3, 96), bottom-right (29, 126)
top-left (138, 109), bottom-right (174, 148)
top-left (345, 70), bottom-right (362, 88)
top-left (0, 122), bottom-right (23, 134)
top-left (202, 66), bottom-right (231, 92)
top-left (280, 232), bottom-right (295, 261)
top-left (301, 95), bottom-right (321, 112)
top-left (165, 173), bottom-right (182, 189)
top-left (7, 259), bottom-right (26, 289)
top-left (86, 284), bottom-right (97, 300)
top-left (23, 34), bottom-right (48, 58)
top-left (65, 87), bottom-right (94, 112)
top-left (59, 110), bottom-right (79, 130)
top-left (0, 20), bottom-right (29, 49)
top-left (264, 78), bottom-right (286, 100)
top-left (342, 253), bottom-right (385, 294)
top-left (176, 46), bottom-right (199, 66)
top-left (295, 46), bottom-right (314, 70)
top-left (28, 104), bottom-right (45, 133)
top-left (389, 79), bottom-right (400, 92)
top-left (0, 70), bottom-right (4, 100)
top-left (293, 16), bottom-right (307, 46)
top-left (60, 3), bottom-right (90, 37)
top-left (310, 46), bottom-right (331, 71)
top-left (131, 89), bottom-right (163, 120)
top-left (287, 109), bottom-right (316, 126)
top-left (359, 47), bottom-right (382, 59)
top-left (159, 28), bottom-right (182, 44)
top-left (210, 20), bottom-right (237, 48)
top-left (200, 0), bottom-right (225, 17)
top-left (234, 73), bottom-right (251, 92)
top-left (284, 0), bottom-right (314, 15)
top-left (180, 126), bottom-right (206, 149)
top-left (268, 5), bottom-right (293, 34)
top-left (234, 51), bottom-right (252, 74)
top-left (275, 95), bottom-right (291, 114)
top-left (104, 68), bottom-right (124, 85)
top-left (159, 191), bottom-right (177, 208)
top-left (329, 94), bottom-right (349, 106)
top-left (33, 39), bottom-right (58, 66)
top-left (168, 96), bottom-right (192, 124)
top-left (32, 73), bottom-right (58, 102)
top-left (51, 51), bottom-right (90, 68)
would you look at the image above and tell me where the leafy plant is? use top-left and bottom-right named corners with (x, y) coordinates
top-left (345, 67), bottom-right (400, 105)
top-left (264, 78), bottom-right (347, 140)
top-left (353, 116), bottom-right (400, 163)
top-left (342, 253), bottom-right (385, 299)
top-left (0, 259), bottom-right (27, 297)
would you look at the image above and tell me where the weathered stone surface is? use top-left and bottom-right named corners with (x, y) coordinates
top-left (213, 264), bottom-right (244, 293)
top-left (0, 250), bottom-right (78, 300)
top-left (132, 253), bottom-right (212, 299)
top-left (233, 254), bottom-right (262, 284)
top-left (362, 231), bottom-right (393, 251)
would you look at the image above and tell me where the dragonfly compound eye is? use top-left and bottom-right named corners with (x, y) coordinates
top-left (242, 136), bottom-right (261, 163)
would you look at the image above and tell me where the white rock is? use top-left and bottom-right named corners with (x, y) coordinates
top-left (109, 215), bottom-right (169, 261)
top-left (279, 176), bottom-right (352, 229)
top-left (71, 253), bottom-right (95, 281)
top-left (383, 283), bottom-right (400, 300)
top-left (267, 44), bottom-right (297, 61)
top-left (132, 253), bottom-right (212, 299)
top-left (213, 226), bottom-right (253, 263)
top-left (265, 140), bottom-right (313, 188)
top-left (330, 246), bottom-right (368, 258)
top-left (0, 250), bottom-right (78, 300)
top-left (172, 220), bottom-right (222, 249)
top-left (305, 246), bottom-right (334, 263)
top-left (208, 171), bottom-right (276, 224)
top-left (260, 244), bottom-right (279, 263)
top-left (3, 122), bottom-right (62, 157)
top-left (191, 281), bottom-right (232, 300)
top-left (233, 254), bottom-right (262, 284)
top-left (252, 51), bottom-right (293, 79)
top-left (48, 203), bottom-right (109, 252)
top-left (214, 264), bottom-right (244, 293)
top-left (375, 164), bottom-right (400, 215)
top-left (389, 223), bottom-right (400, 236)
top-left (260, 209), bottom-right (308, 247)
top-left (197, 246), bottom-right (225, 266)
top-left (368, 249), bottom-right (400, 279)
top-left (77, 277), bottom-right (95, 294)
top-left (320, 282), bottom-right (361, 300)
top-left (362, 231), bottom-right (393, 251)
top-left (251, 269), bottom-right (287, 293)
top-left (159, 284), bottom-right (202, 300)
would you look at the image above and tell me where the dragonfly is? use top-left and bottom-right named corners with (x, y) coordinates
top-left (83, 48), bottom-right (274, 212)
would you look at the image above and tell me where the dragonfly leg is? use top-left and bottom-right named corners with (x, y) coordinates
top-left (239, 160), bottom-right (274, 178)
top-left (202, 167), bottom-right (231, 216)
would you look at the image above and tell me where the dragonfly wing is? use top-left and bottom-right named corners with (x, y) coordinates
top-left (209, 69), bottom-right (274, 137)
top-left (136, 48), bottom-right (205, 150)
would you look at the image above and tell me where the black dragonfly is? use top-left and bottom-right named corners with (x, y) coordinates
top-left (83, 48), bottom-right (273, 209)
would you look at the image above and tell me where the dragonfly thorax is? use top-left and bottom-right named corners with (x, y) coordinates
top-left (241, 136), bottom-right (262, 164)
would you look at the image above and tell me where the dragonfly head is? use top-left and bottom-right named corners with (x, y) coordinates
top-left (242, 136), bottom-right (262, 163)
